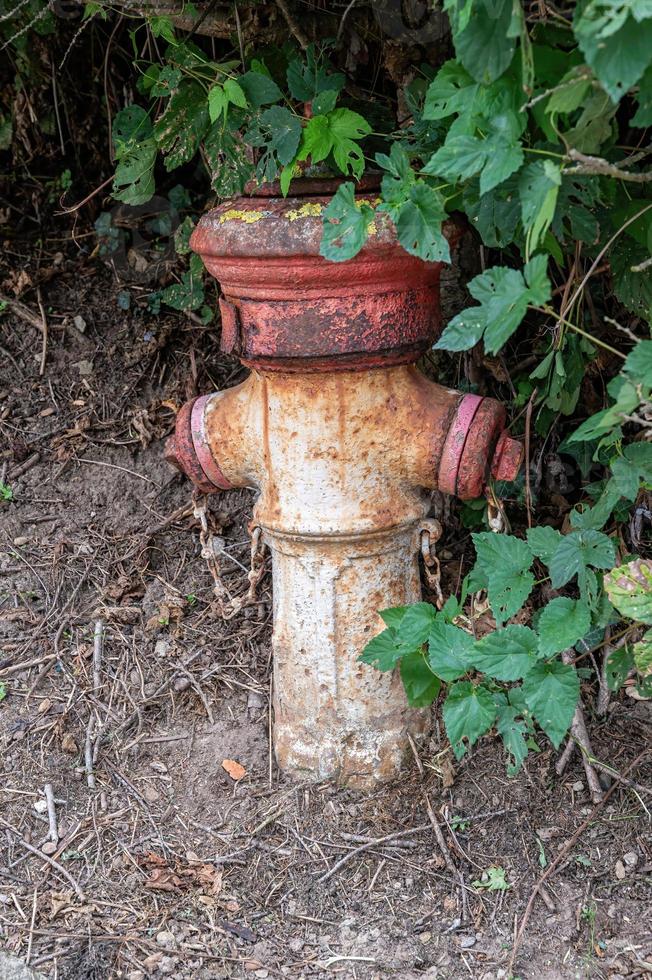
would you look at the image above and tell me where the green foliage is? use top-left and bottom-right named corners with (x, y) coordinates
top-left (0, 482), bottom-right (13, 502)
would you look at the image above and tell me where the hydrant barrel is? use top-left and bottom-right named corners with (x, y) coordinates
top-left (165, 179), bottom-right (523, 786)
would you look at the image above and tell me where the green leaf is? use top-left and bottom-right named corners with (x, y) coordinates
top-left (472, 532), bottom-right (534, 624)
top-left (478, 268), bottom-right (531, 355)
top-left (537, 597), bottom-right (592, 657)
top-left (575, 2), bottom-right (652, 102)
top-left (151, 66), bottom-right (182, 98)
top-left (546, 68), bottom-right (592, 116)
top-left (400, 652), bottom-right (441, 707)
top-left (208, 85), bottom-right (227, 123)
top-left (423, 60), bottom-right (478, 119)
top-left (423, 134), bottom-right (488, 181)
top-left (259, 106), bottom-right (302, 165)
top-left (299, 108), bottom-right (371, 178)
top-left (154, 81), bottom-right (210, 170)
top-left (149, 14), bottom-right (175, 43)
top-left (623, 338), bottom-right (652, 380)
top-left (522, 660), bottom-right (580, 747)
top-left (359, 628), bottom-right (401, 671)
top-left (526, 525), bottom-right (563, 565)
top-left (496, 702), bottom-right (529, 775)
top-left (604, 559), bottom-right (652, 624)
top-left (394, 182), bottom-right (450, 263)
top-left (633, 64), bottom-right (652, 126)
top-left (428, 620), bottom-right (475, 681)
top-left (451, 0), bottom-right (516, 84)
top-left (433, 306), bottom-right (486, 352)
top-left (604, 645), bottom-right (634, 691)
top-left (286, 49), bottom-right (345, 102)
top-left (518, 160), bottom-right (561, 257)
top-left (113, 140), bottom-right (157, 205)
top-left (548, 530), bottom-right (616, 592)
top-left (238, 70), bottom-right (283, 107)
top-left (379, 606), bottom-right (408, 629)
top-left (312, 89), bottom-right (338, 115)
top-left (393, 602), bottom-right (437, 650)
top-left (524, 253), bottom-right (552, 306)
top-left (443, 681), bottom-right (498, 759)
top-left (472, 625), bottom-right (538, 680)
top-left (320, 182), bottom-right (374, 262)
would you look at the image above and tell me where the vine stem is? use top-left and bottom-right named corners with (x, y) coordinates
top-left (533, 307), bottom-right (627, 360)
top-left (563, 201), bottom-right (652, 322)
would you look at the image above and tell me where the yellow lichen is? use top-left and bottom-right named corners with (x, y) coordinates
top-left (218, 209), bottom-right (266, 224)
top-left (286, 202), bottom-right (324, 220)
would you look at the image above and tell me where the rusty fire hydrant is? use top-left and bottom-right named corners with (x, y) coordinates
top-left (165, 180), bottom-right (523, 787)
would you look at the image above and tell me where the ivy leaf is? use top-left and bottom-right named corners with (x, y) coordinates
top-left (161, 254), bottom-right (205, 312)
top-left (400, 652), bottom-right (441, 707)
top-left (472, 625), bottom-right (538, 680)
top-left (496, 702), bottom-right (529, 775)
top-left (287, 49), bottom-right (345, 101)
top-left (548, 530), bottom-right (616, 592)
top-left (604, 559), bottom-right (652, 624)
top-left (522, 660), bottom-right (579, 747)
top-left (472, 532), bottom-right (534, 624)
top-left (320, 182), bottom-right (373, 262)
top-left (451, 0), bottom-right (516, 85)
top-left (299, 108), bottom-right (371, 178)
top-left (537, 597), bottom-right (592, 657)
top-left (428, 620), bottom-right (475, 681)
top-left (526, 525), bottom-right (563, 565)
top-left (204, 123), bottom-right (254, 197)
top-left (443, 681), bottom-right (498, 759)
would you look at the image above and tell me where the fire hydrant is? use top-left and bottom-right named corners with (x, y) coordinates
top-left (165, 181), bottom-right (523, 786)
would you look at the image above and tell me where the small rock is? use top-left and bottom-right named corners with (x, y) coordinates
top-left (614, 860), bottom-right (626, 880)
top-left (459, 936), bottom-right (476, 949)
top-left (154, 639), bottom-right (169, 657)
top-left (73, 315), bottom-right (87, 334)
top-left (76, 359), bottom-right (93, 376)
top-left (158, 956), bottom-right (178, 975)
top-left (572, 780), bottom-right (584, 792)
top-left (418, 932), bottom-right (432, 945)
top-left (41, 841), bottom-right (58, 855)
top-left (155, 931), bottom-right (175, 948)
top-left (150, 761), bottom-right (168, 774)
top-left (623, 851), bottom-right (638, 867)
top-left (61, 733), bottom-right (78, 754)
top-left (143, 784), bottom-right (160, 804)
top-left (34, 799), bottom-right (48, 814)
top-left (173, 677), bottom-right (190, 693)
top-left (13, 536), bottom-right (29, 546)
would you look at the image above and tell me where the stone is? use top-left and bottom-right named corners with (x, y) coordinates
top-left (0, 953), bottom-right (46, 980)
top-left (614, 860), bottom-right (626, 880)
top-left (623, 851), bottom-right (638, 867)
top-left (155, 931), bottom-right (175, 948)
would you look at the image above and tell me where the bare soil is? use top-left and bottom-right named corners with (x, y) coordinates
top-left (0, 241), bottom-right (651, 980)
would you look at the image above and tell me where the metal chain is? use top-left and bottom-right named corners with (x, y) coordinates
top-left (419, 518), bottom-right (444, 609)
top-left (192, 493), bottom-right (267, 620)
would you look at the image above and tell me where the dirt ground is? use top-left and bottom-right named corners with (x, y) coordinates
top-left (0, 241), bottom-right (651, 980)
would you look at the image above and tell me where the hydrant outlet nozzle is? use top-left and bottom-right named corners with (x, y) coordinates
top-left (491, 430), bottom-right (524, 484)
top-left (166, 396), bottom-right (233, 494)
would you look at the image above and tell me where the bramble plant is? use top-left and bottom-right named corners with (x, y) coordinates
top-left (1, 0), bottom-right (651, 769)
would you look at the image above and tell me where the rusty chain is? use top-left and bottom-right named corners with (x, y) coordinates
top-left (419, 518), bottom-right (444, 609)
top-left (192, 493), bottom-right (267, 620)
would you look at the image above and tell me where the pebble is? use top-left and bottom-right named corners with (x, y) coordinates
top-left (623, 851), bottom-right (638, 867)
top-left (34, 799), bottom-right (48, 814)
top-left (155, 931), bottom-right (175, 948)
top-left (13, 536), bottom-right (29, 546)
top-left (73, 315), bottom-right (87, 334)
top-left (41, 841), bottom-right (58, 855)
top-left (459, 936), bottom-right (476, 948)
top-left (614, 860), bottom-right (626, 880)
top-left (76, 359), bottom-right (93, 376)
top-left (418, 932), bottom-right (432, 945)
top-left (572, 780), bottom-right (584, 792)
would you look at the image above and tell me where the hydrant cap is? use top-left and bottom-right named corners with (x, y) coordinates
top-left (190, 181), bottom-right (464, 372)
